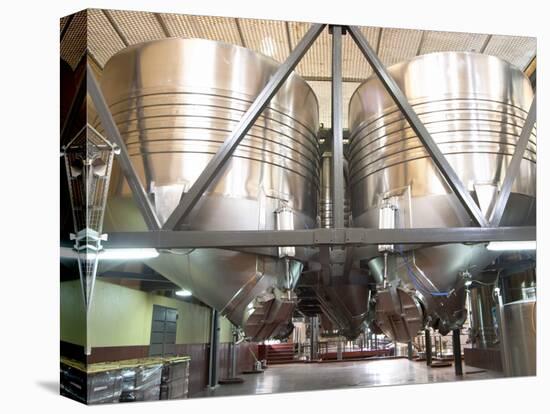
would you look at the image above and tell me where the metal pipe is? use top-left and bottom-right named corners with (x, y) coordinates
top-left (425, 329), bottom-right (432, 366)
top-left (86, 65), bottom-right (161, 231)
top-left (347, 25), bottom-right (488, 227)
top-left (162, 23), bottom-right (326, 230)
top-left (489, 96), bottom-right (537, 226)
top-left (452, 328), bottom-right (463, 375)
top-left (330, 25), bottom-right (345, 229)
top-left (208, 309), bottom-right (220, 388)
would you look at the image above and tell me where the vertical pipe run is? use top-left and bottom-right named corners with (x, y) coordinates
top-left (310, 316), bottom-right (318, 361)
top-left (425, 329), bottom-right (432, 366)
top-left (452, 328), bottom-right (463, 375)
top-left (208, 309), bottom-right (220, 388)
top-left (331, 25), bottom-right (345, 229)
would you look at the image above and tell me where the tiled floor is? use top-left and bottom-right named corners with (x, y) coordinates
top-left (194, 358), bottom-right (503, 398)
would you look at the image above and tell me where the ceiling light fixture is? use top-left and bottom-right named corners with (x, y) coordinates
top-left (486, 241), bottom-right (536, 251)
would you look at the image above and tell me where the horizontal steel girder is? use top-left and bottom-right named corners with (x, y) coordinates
top-left (105, 226), bottom-right (535, 249)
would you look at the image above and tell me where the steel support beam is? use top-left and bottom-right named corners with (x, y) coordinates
top-left (208, 309), bottom-right (220, 388)
top-left (162, 23), bottom-right (326, 230)
top-left (87, 65), bottom-right (161, 231)
top-left (61, 66), bottom-right (86, 144)
top-left (347, 26), bottom-right (488, 227)
top-left (489, 96), bottom-right (537, 226)
top-left (105, 226), bottom-right (535, 249)
top-left (452, 328), bottom-right (463, 375)
top-left (330, 25), bottom-right (345, 229)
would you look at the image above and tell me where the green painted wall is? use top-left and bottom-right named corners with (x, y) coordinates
top-left (60, 279), bottom-right (235, 347)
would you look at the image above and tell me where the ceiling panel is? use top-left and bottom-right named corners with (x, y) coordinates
top-left (307, 81), bottom-right (361, 129)
top-left (343, 26), bottom-right (380, 80)
top-left (484, 35), bottom-right (536, 70)
top-left (159, 12), bottom-right (199, 38)
top-left (420, 30), bottom-right (489, 54)
top-left (87, 9), bottom-right (126, 66)
top-left (238, 18), bottom-right (289, 63)
top-left (106, 10), bottom-right (165, 45)
top-left (289, 22), bottom-right (331, 78)
top-left (60, 10), bottom-right (87, 69)
top-left (60, 15), bottom-right (70, 34)
top-left (378, 28), bottom-right (423, 67)
top-left (189, 15), bottom-right (243, 45)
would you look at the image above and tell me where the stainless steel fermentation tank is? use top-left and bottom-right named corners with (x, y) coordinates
top-left (97, 38), bottom-right (320, 341)
top-left (348, 52), bottom-right (536, 342)
top-left (498, 267), bottom-right (536, 376)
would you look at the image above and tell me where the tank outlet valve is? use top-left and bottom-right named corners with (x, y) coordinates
top-left (378, 201), bottom-right (398, 253)
top-left (275, 204), bottom-right (295, 258)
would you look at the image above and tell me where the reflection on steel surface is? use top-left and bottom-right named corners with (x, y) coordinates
top-left (349, 52), bottom-right (536, 342)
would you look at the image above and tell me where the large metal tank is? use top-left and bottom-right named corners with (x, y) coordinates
top-left (498, 267), bottom-right (536, 376)
top-left (96, 38), bottom-right (320, 341)
top-left (348, 52), bottom-right (536, 342)
top-left (469, 283), bottom-right (498, 349)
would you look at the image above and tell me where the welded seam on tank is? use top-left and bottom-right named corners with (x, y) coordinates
top-left (349, 138), bottom-right (537, 174)
top-left (348, 150), bottom-right (537, 188)
top-left (121, 147), bottom-right (322, 190)
top-left (348, 107), bottom-right (537, 154)
top-left (120, 134), bottom-right (322, 181)
top-left (104, 90), bottom-right (320, 143)
top-left (121, 133), bottom-right (322, 172)
top-left (348, 100), bottom-right (535, 153)
top-left (349, 124), bottom-right (538, 166)
top-left (111, 117), bottom-right (321, 164)
top-left (350, 130), bottom-right (537, 169)
top-left (350, 143), bottom-right (537, 181)
top-left (349, 115), bottom-right (538, 156)
top-left (348, 91), bottom-right (533, 130)
top-left (94, 117), bottom-right (322, 174)
top-left (348, 96), bottom-right (533, 144)
top-left (105, 100), bottom-right (321, 153)
top-left (348, 132), bottom-right (538, 171)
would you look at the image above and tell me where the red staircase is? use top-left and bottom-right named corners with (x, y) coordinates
top-left (265, 343), bottom-right (296, 365)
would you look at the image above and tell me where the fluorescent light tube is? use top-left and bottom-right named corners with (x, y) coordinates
top-left (486, 241), bottom-right (536, 251)
top-left (99, 248), bottom-right (159, 260)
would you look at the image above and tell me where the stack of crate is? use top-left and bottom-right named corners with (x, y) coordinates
top-left (60, 359), bottom-right (124, 404)
top-left (160, 357), bottom-right (190, 400)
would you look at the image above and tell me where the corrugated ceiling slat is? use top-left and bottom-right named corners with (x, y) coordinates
top-left (378, 28), bottom-right (423, 67)
top-left (60, 10), bottom-right (87, 69)
top-left (60, 16), bottom-right (70, 33)
top-left (420, 31), bottom-right (488, 54)
top-left (159, 12), bottom-right (199, 38)
top-left (484, 35), bottom-right (536, 70)
top-left (238, 18), bottom-right (289, 63)
top-left (87, 9), bottom-right (126, 66)
top-left (107, 10), bottom-right (165, 44)
top-left (289, 22), bottom-right (331, 78)
top-left (307, 81), bottom-right (361, 129)
top-left (160, 14), bottom-right (242, 44)
top-left (343, 27), bottom-right (380, 80)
